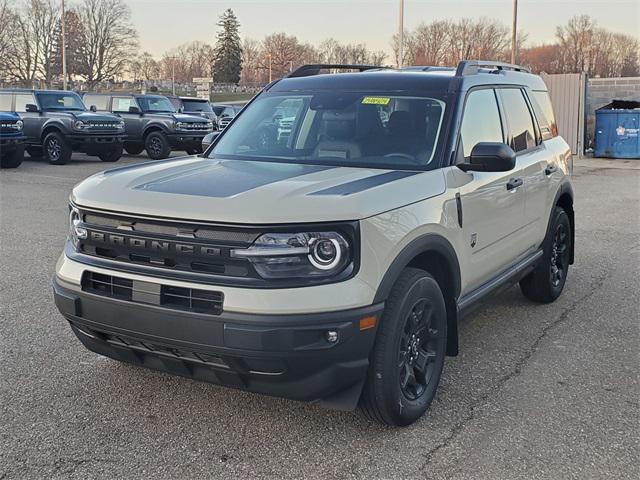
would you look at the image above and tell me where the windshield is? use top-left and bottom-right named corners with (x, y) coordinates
top-left (137, 96), bottom-right (176, 113)
top-left (209, 92), bottom-right (446, 169)
top-left (36, 92), bottom-right (85, 111)
top-left (183, 100), bottom-right (213, 113)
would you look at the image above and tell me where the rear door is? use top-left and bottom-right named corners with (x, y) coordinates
top-left (456, 87), bottom-right (528, 291)
top-left (497, 87), bottom-right (549, 247)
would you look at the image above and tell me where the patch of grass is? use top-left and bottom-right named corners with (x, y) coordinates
top-left (211, 92), bottom-right (255, 103)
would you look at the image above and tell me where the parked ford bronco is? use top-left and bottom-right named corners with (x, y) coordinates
top-left (0, 89), bottom-right (125, 165)
top-left (54, 61), bottom-right (574, 426)
top-left (166, 95), bottom-right (219, 129)
top-left (83, 93), bottom-right (213, 158)
top-left (0, 111), bottom-right (25, 168)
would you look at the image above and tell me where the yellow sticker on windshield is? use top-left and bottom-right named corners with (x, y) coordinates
top-left (361, 97), bottom-right (391, 105)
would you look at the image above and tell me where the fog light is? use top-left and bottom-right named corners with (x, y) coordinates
top-left (325, 330), bottom-right (338, 343)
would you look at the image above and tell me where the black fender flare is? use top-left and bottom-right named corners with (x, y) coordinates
top-left (40, 120), bottom-right (67, 142)
top-left (548, 180), bottom-right (575, 264)
top-left (373, 233), bottom-right (462, 356)
top-left (142, 123), bottom-right (171, 139)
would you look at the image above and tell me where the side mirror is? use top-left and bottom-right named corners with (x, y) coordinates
top-left (128, 106), bottom-right (141, 114)
top-left (178, 107), bottom-right (184, 113)
top-left (459, 142), bottom-right (516, 172)
top-left (89, 105), bottom-right (97, 112)
top-left (25, 104), bottom-right (39, 113)
top-left (201, 131), bottom-right (220, 152)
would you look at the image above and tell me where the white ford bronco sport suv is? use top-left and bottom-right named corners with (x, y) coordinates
top-left (54, 61), bottom-right (574, 426)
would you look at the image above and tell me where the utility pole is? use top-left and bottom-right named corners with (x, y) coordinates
top-left (511, 0), bottom-right (518, 64)
top-left (61, 0), bottom-right (67, 90)
top-left (268, 54), bottom-right (272, 82)
top-left (398, 0), bottom-right (404, 68)
top-left (172, 57), bottom-right (176, 95)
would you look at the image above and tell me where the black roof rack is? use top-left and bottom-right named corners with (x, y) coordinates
top-left (287, 64), bottom-right (386, 78)
top-left (455, 60), bottom-right (531, 76)
top-left (400, 66), bottom-right (455, 73)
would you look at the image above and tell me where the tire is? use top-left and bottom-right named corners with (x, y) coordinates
top-left (144, 131), bottom-right (171, 160)
top-left (0, 145), bottom-right (24, 168)
top-left (520, 206), bottom-right (572, 303)
top-left (26, 146), bottom-right (43, 159)
top-left (124, 143), bottom-right (144, 155)
top-left (98, 145), bottom-right (123, 162)
top-left (43, 131), bottom-right (72, 165)
top-left (359, 268), bottom-right (447, 426)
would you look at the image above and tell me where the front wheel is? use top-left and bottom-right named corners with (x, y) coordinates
top-left (520, 207), bottom-right (572, 303)
top-left (144, 131), bottom-right (171, 160)
top-left (359, 268), bottom-right (447, 426)
top-left (98, 145), bottom-right (123, 162)
top-left (0, 145), bottom-right (25, 168)
top-left (43, 131), bottom-right (72, 165)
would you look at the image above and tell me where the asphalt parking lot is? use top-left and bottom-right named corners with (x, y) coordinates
top-left (1, 153), bottom-right (638, 479)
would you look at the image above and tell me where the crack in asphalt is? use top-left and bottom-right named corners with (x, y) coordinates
top-left (419, 270), bottom-right (610, 477)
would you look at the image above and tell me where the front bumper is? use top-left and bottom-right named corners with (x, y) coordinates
top-left (167, 132), bottom-right (210, 148)
top-left (67, 134), bottom-right (125, 150)
top-left (54, 277), bottom-right (383, 409)
top-left (0, 135), bottom-right (25, 150)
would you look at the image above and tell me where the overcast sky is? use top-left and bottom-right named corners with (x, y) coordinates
top-left (126, 0), bottom-right (640, 57)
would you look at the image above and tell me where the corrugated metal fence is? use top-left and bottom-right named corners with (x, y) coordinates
top-left (540, 73), bottom-right (587, 156)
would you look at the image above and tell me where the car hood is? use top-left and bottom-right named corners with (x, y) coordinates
top-left (0, 112), bottom-right (20, 121)
top-left (50, 111), bottom-right (121, 122)
top-left (143, 112), bottom-right (208, 123)
top-left (72, 157), bottom-right (446, 224)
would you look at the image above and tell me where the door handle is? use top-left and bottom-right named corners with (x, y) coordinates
top-left (506, 178), bottom-right (523, 190)
top-left (545, 164), bottom-right (558, 176)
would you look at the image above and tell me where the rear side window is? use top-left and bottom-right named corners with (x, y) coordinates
top-left (84, 95), bottom-right (109, 111)
top-left (459, 88), bottom-right (503, 158)
top-left (530, 90), bottom-right (557, 141)
top-left (499, 89), bottom-right (537, 153)
top-left (15, 93), bottom-right (36, 112)
top-left (0, 94), bottom-right (12, 111)
top-left (113, 97), bottom-right (134, 113)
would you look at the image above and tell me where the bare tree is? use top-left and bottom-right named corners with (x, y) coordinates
top-left (241, 38), bottom-right (261, 83)
top-left (159, 42), bottom-right (214, 83)
top-left (76, 0), bottom-right (138, 87)
top-left (129, 51), bottom-right (159, 83)
top-left (0, 0), bottom-right (16, 77)
top-left (556, 15), bottom-right (596, 73)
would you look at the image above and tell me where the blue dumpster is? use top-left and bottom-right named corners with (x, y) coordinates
top-left (594, 100), bottom-right (640, 159)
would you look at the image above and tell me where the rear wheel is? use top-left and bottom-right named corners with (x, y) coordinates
top-left (520, 207), bottom-right (572, 303)
top-left (124, 143), bottom-right (144, 155)
top-left (98, 145), bottom-right (123, 162)
top-left (43, 131), bottom-right (72, 165)
top-left (359, 268), bottom-right (447, 426)
top-left (144, 131), bottom-right (171, 160)
top-left (0, 145), bottom-right (24, 168)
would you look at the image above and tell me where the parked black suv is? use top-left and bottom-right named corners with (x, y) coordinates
top-left (0, 111), bottom-right (25, 168)
top-left (83, 93), bottom-right (213, 158)
top-left (0, 89), bottom-right (125, 165)
top-left (166, 96), bottom-right (218, 129)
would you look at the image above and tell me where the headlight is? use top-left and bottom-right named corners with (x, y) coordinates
top-left (73, 120), bottom-right (88, 130)
top-left (231, 231), bottom-right (351, 279)
top-left (69, 206), bottom-right (87, 247)
top-left (15, 120), bottom-right (23, 130)
top-left (175, 122), bottom-right (188, 129)
top-left (118, 120), bottom-right (125, 129)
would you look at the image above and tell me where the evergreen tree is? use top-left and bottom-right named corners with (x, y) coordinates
top-left (51, 9), bottom-right (88, 82)
top-left (212, 9), bottom-right (242, 84)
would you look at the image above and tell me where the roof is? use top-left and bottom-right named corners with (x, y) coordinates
top-left (269, 61), bottom-right (548, 94)
top-left (0, 88), bottom-right (80, 94)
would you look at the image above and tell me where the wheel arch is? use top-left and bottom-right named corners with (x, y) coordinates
top-left (373, 234), bottom-right (462, 356)
top-left (552, 181), bottom-right (575, 264)
top-left (142, 124), bottom-right (168, 141)
top-left (40, 123), bottom-right (65, 143)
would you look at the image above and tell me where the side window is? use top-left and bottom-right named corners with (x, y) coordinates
top-left (499, 88), bottom-right (537, 152)
top-left (459, 88), bottom-right (503, 159)
top-left (529, 90), bottom-right (557, 141)
top-left (112, 96), bottom-right (134, 113)
top-left (0, 94), bottom-right (12, 111)
top-left (15, 93), bottom-right (36, 112)
top-left (84, 95), bottom-right (109, 111)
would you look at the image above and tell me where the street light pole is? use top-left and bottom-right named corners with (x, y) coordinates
top-left (172, 57), bottom-right (175, 95)
top-left (511, 0), bottom-right (518, 64)
top-left (398, 0), bottom-right (404, 68)
top-left (61, 0), bottom-right (67, 90)
top-left (268, 54), bottom-right (272, 83)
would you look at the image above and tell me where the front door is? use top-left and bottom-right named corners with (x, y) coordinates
top-left (111, 96), bottom-right (142, 141)
top-left (455, 87), bottom-right (529, 292)
top-left (15, 92), bottom-right (45, 144)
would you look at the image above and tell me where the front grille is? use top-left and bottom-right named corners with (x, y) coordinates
top-left (82, 272), bottom-right (224, 315)
top-left (86, 121), bottom-right (121, 130)
top-left (219, 118), bottom-right (232, 129)
top-left (179, 123), bottom-right (211, 131)
top-left (0, 122), bottom-right (20, 133)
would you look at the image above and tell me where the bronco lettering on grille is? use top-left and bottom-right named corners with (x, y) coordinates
top-left (88, 231), bottom-right (222, 257)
